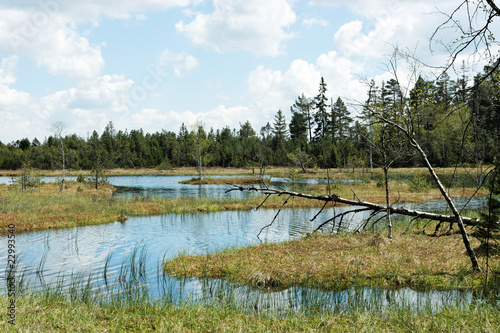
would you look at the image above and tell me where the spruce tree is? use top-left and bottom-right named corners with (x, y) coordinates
top-left (313, 77), bottom-right (329, 140)
top-left (289, 94), bottom-right (311, 144)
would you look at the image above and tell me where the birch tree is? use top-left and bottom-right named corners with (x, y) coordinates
top-left (50, 121), bottom-right (66, 191)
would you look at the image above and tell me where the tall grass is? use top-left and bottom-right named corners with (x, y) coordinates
top-left (1, 245), bottom-right (499, 331)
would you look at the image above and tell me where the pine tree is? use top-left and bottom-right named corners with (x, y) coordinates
top-left (313, 77), bottom-right (329, 140)
top-left (272, 109), bottom-right (289, 144)
top-left (330, 97), bottom-right (352, 140)
top-left (475, 166), bottom-right (500, 255)
top-left (289, 93), bottom-right (313, 143)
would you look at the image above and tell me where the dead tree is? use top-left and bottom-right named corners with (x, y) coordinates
top-left (50, 121), bottom-right (66, 191)
top-left (226, 185), bottom-right (487, 233)
top-left (431, 1), bottom-right (500, 83)
top-left (368, 113), bottom-right (481, 271)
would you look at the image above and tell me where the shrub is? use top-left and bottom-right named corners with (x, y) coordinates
top-left (376, 176), bottom-right (385, 188)
top-left (408, 173), bottom-right (430, 192)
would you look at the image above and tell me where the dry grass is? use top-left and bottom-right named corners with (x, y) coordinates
top-left (306, 180), bottom-right (487, 204)
top-left (179, 176), bottom-right (271, 185)
top-left (0, 174), bottom-right (486, 233)
top-left (165, 230), bottom-right (497, 290)
top-left (0, 165), bottom-right (492, 178)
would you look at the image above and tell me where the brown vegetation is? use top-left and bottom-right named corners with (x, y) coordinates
top-left (165, 230), bottom-right (496, 290)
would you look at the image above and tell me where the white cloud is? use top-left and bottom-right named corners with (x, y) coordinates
top-left (175, 0), bottom-right (296, 56)
top-left (247, 52), bottom-right (365, 127)
top-left (0, 9), bottom-right (104, 79)
top-left (0, 56), bottom-right (18, 86)
top-left (301, 17), bottom-right (328, 28)
top-left (38, 74), bottom-right (133, 120)
top-left (0, 56), bottom-right (32, 110)
top-left (329, 1), bottom-right (463, 69)
top-left (154, 50), bottom-right (199, 78)
top-left (121, 105), bottom-right (249, 135)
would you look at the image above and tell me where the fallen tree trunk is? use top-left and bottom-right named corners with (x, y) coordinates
top-left (226, 185), bottom-right (487, 227)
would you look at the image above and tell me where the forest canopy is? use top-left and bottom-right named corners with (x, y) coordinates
top-left (1, 64), bottom-right (499, 172)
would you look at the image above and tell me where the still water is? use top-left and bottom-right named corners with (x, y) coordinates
top-left (0, 175), bottom-right (494, 313)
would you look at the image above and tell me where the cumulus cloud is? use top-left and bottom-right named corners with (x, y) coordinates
top-left (0, 56), bottom-right (32, 110)
top-left (154, 50), bottom-right (199, 78)
top-left (301, 17), bottom-right (328, 28)
top-left (247, 51), bottom-right (366, 128)
top-left (38, 74), bottom-right (133, 121)
top-left (329, 1), bottom-right (463, 68)
top-left (175, 0), bottom-right (296, 56)
top-left (0, 9), bottom-right (104, 79)
top-left (119, 105), bottom-right (249, 135)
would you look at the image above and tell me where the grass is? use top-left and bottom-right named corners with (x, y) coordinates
top-left (0, 165), bottom-right (492, 179)
top-left (1, 295), bottom-right (499, 332)
top-left (0, 181), bottom-right (262, 232)
top-left (164, 229), bottom-right (500, 291)
top-left (0, 170), bottom-right (487, 233)
top-left (179, 176), bottom-right (271, 185)
top-left (1, 245), bottom-right (499, 332)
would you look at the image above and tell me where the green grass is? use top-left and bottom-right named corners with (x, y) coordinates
top-left (2, 243), bottom-right (499, 332)
top-left (1, 173), bottom-right (487, 233)
top-left (1, 292), bottom-right (499, 332)
top-left (165, 229), bottom-right (500, 291)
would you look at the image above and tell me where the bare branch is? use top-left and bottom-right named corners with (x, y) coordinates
top-left (256, 195), bottom-right (291, 241)
top-left (227, 185), bottom-right (487, 227)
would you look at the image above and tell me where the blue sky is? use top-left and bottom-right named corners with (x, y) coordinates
top-left (0, 0), bottom-right (492, 143)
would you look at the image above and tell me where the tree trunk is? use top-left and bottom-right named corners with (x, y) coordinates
top-left (61, 139), bottom-right (65, 191)
top-left (227, 185), bottom-right (485, 227)
top-left (383, 167), bottom-right (393, 238)
top-left (371, 115), bottom-right (481, 271)
top-left (411, 136), bottom-right (480, 270)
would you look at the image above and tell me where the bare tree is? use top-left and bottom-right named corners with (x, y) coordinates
top-left (431, 0), bottom-right (500, 82)
top-left (368, 51), bottom-right (481, 270)
top-left (191, 120), bottom-right (211, 180)
top-left (288, 148), bottom-right (312, 173)
top-left (50, 121), bottom-right (66, 191)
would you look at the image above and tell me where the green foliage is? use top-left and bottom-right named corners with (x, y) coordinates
top-left (11, 164), bottom-right (41, 191)
top-left (408, 173), bottom-right (431, 192)
top-left (285, 168), bottom-right (300, 192)
top-left (86, 165), bottom-right (108, 190)
top-left (475, 168), bottom-right (500, 253)
top-left (1, 72), bottom-right (499, 172)
top-left (376, 176), bottom-right (385, 188)
top-left (157, 159), bottom-right (173, 170)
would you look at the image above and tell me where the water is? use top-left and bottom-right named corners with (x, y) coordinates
top-left (0, 175), bottom-right (495, 314)
top-left (0, 175), bottom-right (329, 199)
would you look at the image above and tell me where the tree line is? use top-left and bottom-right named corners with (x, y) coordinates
top-left (1, 66), bottom-right (499, 173)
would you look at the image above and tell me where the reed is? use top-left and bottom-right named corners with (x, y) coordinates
top-left (165, 226), bottom-right (499, 291)
top-left (1, 246), bottom-right (499, 332)
top-left (0, 177), bottom-right (487, 233)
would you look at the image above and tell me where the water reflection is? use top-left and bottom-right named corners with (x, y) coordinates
top-left (0, 175), bottom-right (495, 314)
top-left (1, 201), bottom-right (496, 313)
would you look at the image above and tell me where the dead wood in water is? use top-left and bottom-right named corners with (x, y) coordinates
top-left (226, 185), bottom-right (483, 229)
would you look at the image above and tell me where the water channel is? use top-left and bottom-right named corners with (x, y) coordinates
top-left (0, 175), bottom-right (496, 314)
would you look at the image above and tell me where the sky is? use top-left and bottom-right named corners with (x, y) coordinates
top-left (0, 0), bottom-right (496, 143)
